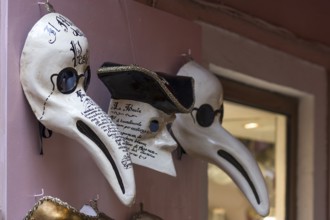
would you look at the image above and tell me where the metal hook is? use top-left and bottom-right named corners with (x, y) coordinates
top-left (181, 49), bottom-right (194, 61)
top-left (34, 188), bottom-right (44, 201)
top-left (93, 194), bottom-right (100, 202)
top-left (38, 0), bottom-right (55, 13)
top-left (34, 188), bottom-right (44, 197)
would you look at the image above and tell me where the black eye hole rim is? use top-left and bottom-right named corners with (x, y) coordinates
top-left (56, 66), bottom-right (91, 94)
top-left (192, 104), bottom-right (224, 127)
top-left (149, 119), bottom-right (160, 132)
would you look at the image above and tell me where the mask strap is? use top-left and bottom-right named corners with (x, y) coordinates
top-left (168, 125), bottom-right (186, 160)
top-left (218, 104), bottom-right (224, 124)
top-left (190, 108), bottom-right (198, 124)
top-left (38, 122), bottom-right (52, 155)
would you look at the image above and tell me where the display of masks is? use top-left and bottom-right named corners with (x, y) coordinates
top-left (171, 61), bottom-right (270, 216)
top-left (20, 12), bottom-right (135, 206)
top-left (97, 62), bottom-right (195, 176)
top-left (19, 2), bottom-right (270, 217)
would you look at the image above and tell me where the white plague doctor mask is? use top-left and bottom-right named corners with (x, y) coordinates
top-left (171, 61), bottom-right (269, 216)
top-left (98, 62), bottom-right (195, 176)
top-left (20, 12), bottom-right (135, 206)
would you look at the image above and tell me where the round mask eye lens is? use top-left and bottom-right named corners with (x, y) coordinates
top-left (57, 67), bottom-right (77, 94)
top-left (149, 120), bottom-right (160, 132)
top-left (196, 104), bottom-right (215, 127)
top-left (83, 66), bottom-right (91, 91)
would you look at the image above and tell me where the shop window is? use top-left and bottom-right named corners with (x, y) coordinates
top-left (208, 77), bottom-right (298, 220)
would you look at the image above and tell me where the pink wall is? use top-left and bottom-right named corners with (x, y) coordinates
top-left (5, 1), bottom-right (205, 219)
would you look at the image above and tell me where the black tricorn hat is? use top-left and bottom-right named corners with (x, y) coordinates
top-left (97, 62), bottom-right (195, 114)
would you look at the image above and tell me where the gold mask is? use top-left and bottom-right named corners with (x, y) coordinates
top-left (24, 196), bottom-right (101, 220)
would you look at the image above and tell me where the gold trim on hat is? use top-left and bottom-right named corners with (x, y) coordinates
top-left (98, 65), bottom-right (195, 113)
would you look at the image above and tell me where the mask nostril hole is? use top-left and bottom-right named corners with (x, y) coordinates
top-left (149, 120), bottom-right (159, 132)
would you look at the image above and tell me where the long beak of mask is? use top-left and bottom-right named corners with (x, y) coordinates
top-left (171, 61), bottom-right (269, 216)
top-left (19, 12), bottom-right (135, 206)
top-left (71, 92), bottom-right (135, 206)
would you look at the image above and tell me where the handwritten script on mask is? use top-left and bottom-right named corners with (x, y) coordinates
top-left (109, 101), bottom-right (158, 161)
